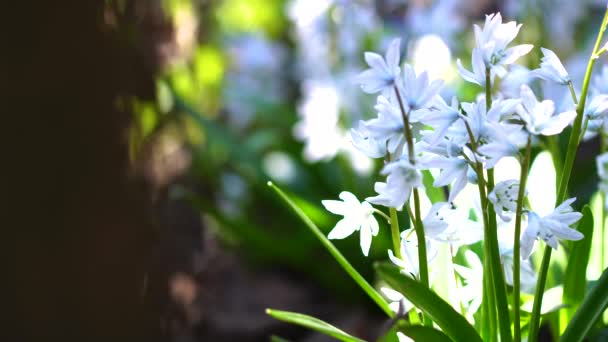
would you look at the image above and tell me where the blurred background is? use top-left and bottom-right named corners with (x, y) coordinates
top-left (3, 0), bottom-right (608, 341)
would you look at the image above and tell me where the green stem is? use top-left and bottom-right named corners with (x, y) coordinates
top-left (463, 120), bottom-right (499, 341)
top-left (484, 67), bottom-right (513, 342)
top-left (389, 208), bottom-right (403, 260)
top-left (568, 81), bottom-right (579, 106)
top-left (394, 85), bottom-right (431, 326)
top-left (529, 8), bottom-right (608, 342)
top-left (486, 169), bottom-right (513, 342)
top-left (602, 134), bottom-right (607, 275)
top-left (513, 135), bottom-right (532, 342)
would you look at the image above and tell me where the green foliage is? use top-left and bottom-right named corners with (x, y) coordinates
top-left (561, 205), bottom-right (595, 328)
top-left (561, 268), bottom-right (608, 342)
top-left (375, 263), bottom-right (482, 342)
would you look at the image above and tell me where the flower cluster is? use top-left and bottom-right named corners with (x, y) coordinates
top-left (321, 12), bottom-right (588, 320)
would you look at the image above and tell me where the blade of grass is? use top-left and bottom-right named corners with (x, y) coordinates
top-left (560, 267), bottom-right (608, 342)
top-left (268, 181), bottom-right (393, 317)
top-left (266, 309), bottom-right (366, 342)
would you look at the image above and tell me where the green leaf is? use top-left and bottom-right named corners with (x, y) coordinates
top-left (560, 267), bottom-right (608, 342)
top-left (267, 182), bottom-right (393, 317)
top-left (266, 309), bottom-right (366, 342)
top-left (375, 263), bottom-right (482, 342)
top-left (270, 336), bottom-right (294, 342)
top-left (561, 205), bottom-right (594, 329)
top-left (399, 325), bottom-right (453, 341)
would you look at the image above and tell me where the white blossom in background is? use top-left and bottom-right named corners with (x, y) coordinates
top-left (454, 250), bottom-right (483, 316)
top-left (322, 191), bottom-right (379, 256)
top-left (516, 84), bottom-right (576, 136)
top-left (521, 198), bottom-right (584, 259)
top-left (488, 180), bottom-right (522, 222)
top-left (597, 153), bottom-right (608, 209)
top-left (389, 230), bottom-right (438, 280)
top-left (293, 82), bottom-right (343, 161)
top-left (584, 94), bottom-right (608, 120)
top-left (224, 35), bottom-right (287, 130)
top-left (356, 38), bottom-right (402, 96)
top-left (501, 250), bottom-right (537, 293)
top-left (410, 34), bottom-right (454, 82)
top-left (380, 286), bottom-right (413, 314)
top-left (406, 0), bottom-right (465, 44)
top-left (532, 48), bottom-right (571, 85)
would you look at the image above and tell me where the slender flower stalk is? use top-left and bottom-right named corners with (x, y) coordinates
top-left (393, 84), bottom-right (431, 326)
top-left (513, 135), bottom-right (532, 342)
top-left (529, 7), bottom-right (608, 342)
top-left (483, 67), bottom-right (513, 342)
top-left (389, 207), bottom-right (403, 260)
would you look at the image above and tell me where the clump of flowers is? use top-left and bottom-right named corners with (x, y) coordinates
top-left (268, 8), bottom-right (608, 342)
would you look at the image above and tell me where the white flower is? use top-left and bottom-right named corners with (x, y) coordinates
top-left (421, 202), bottom-right (453, 237)
top-left (597, 152), bottom-right (608, 180)
top-left (515, 84), bottom-right (576, 136)
top-left (364, 95), bottom-right (406, 154)
top-left (454, 250), bottom-right (483, 316)
top-left (322, 191), bottom-right (380, 256)
top-left (388, 229), bottom-right (438, 279)
top-left (422, 152), bottom-right (470, 203)
top-left (597, 153), bottom-right (608, 209)
top-left (501, 249), bottom-right (536, 293)
top-left (457, 47), bottom-right (487, 86)
top-left (397, 64), bottom-right (444, 111)
top-left (350, 122), bottom-right (387, 158)
top-left (397, 332), bottom-right (414, 342)
top-left (356, 38), bottom-right (401, 95)
top-left (367, 159), bottom-right (423, 210)
top-left (473, 13), bottom-right (533, 77)
top-left (521, 198), bottom-right (584, 259)
top-left (488, 180), bottom-right (522, 222)
top-left (425, 203), bottom-right (483, 253)
top-left (380, 286), bottom-right (413, 314)
top-left (532, 48), bottom-right (571, 85)
top-left (477, 122), bottom-right (526, 169)
top-left (415, 96), bottom-right (461, 143)
top-left (585, 94), bottom-right (608, 120)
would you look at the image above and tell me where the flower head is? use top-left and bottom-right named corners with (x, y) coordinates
top-left (521, 198), bottom-right (584, 259)
top-left (532, 48), bottom-right (571, 85)
top-left (516, 84), bottom-right (576, 136)
top-left (457, 47), bottom-right (487, 86)
top-left (350, 122), bottom-right (387, 158)
top-left (389, 229), bottom-right (438, 279)
top-left (356, 38), bottom-right (401, 95)
top-left (474, 13), bottom-right (533, 77)
top-left (397, 64), bottom-right (444, 111)
top-left (585, 94), bottom-right (608, 120)
top-left (322, 191), bottom-right (380, 256)
top-left (488, 180), bottom-right (523, 222)
top-left (367, 158), bottom-right (423, 210)
top-left (364, 95), bottom-right (406, 154)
